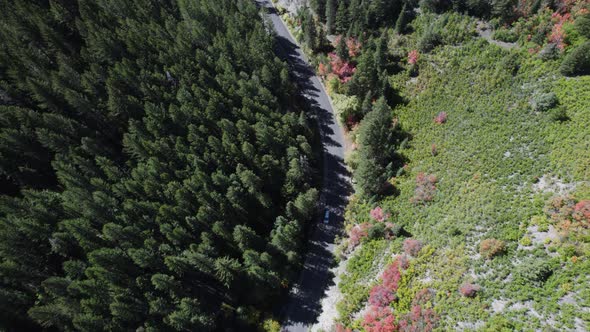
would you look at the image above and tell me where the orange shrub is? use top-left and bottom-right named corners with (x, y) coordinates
top-left (479, 238), bottom-right (506, 259)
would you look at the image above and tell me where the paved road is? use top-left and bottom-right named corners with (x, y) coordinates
top-left (255, 1), bottom-right (352, 331)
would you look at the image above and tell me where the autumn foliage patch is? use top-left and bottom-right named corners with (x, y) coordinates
top-left (371, 206), bottom-right (390, 222)
top-left (574, 200), bottom-right (590, 223)
top-left (364, 256), bottom-right (407, 329)
top-left (344, 36), bottom-right (362, 57)
top-left (397, 288), bottom-right (439, 332)
top-left (362, 306), bottom-right (398, 332)
top-left (479, 238), bottom-right (506, 259)
top-left (397, 305), bottom-right (439, 332)
top-left (382, 256), bottom-right (405, 292)
top-left (369, 284), bottom-right (397, 307)
top-left (411, 173), bottom-right (438, 204)
top-left (403, 239), bottom-right (423, 257)
top-left (459, 283), bottom-right (481, 297)
top-left (434, 111), bottom-right (447, 124)
top-left (319, 53), bottom-right (356, 83)
top-left (544, 195), bottom-right (590, 233)
top-left (348, 222), bottom-right (371, 249)
top-left (408, 50), bottom-right (420, 65)
top-left (335, 323), bottom-right (353, 332)
top-left (549, 12), bottom-right (572, 50)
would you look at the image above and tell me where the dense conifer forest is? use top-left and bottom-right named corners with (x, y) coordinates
top-left (0, 0), bottom-right (319, 330)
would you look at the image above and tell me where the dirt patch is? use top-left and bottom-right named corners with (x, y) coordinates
top-left (310, 257), bottom-right (347, 332)
top-left (492, 299), bottom-right (509, 313)
top-left (275, 0), bottom-right (305, 15)
top-left (532, 174), bottom-right (579, 195)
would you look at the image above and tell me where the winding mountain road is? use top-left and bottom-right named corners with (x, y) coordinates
top-left (255, 1), bottom-right (352, 331)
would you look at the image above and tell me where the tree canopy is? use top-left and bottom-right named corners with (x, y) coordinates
top-left (0, 0), bottom-right (318, 330)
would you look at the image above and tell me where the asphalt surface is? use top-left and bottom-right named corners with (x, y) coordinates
top-left (255, 1), bottom-right (352, 331)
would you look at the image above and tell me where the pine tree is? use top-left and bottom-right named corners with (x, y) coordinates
top-left (335, 0), bottom-right (350, 34)
top-left (374, 32), bottom-right (388, 73)
top-left (326, 0), bottom-right (337, 35)
top-left (361, 91), bottom-right (373, 115)
top-left (311, 0), bottom-right (327, 22)
top-left (395, 4), bottom-right (412, 34)
top-left (336, 36), bottom-right (350, 61)
top-left (354, 98), bottom-right (398, 197)
top-left (304, 9), bottom-right (319, 51)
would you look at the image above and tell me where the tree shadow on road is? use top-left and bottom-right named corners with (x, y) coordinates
top-left (271, 17), bottom-right (354, 330)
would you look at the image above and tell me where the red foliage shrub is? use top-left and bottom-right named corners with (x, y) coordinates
top-left (370, 206), bottom-right (390, 222)
top-left (459, 283), bottom-right (481, 297)
top-left (318, 62), bottom-right (329, 77)
top-left (382, 257), bottom-right (404, 292)
top-left (479, 238), bottom-right (506, 259)
top-left (412, 288), bottom-right (434, 306)
top-left (549, 12), bottom-right (572, 50)
top-left (369, 284), bottom-right (397, 307)
top-left (348, 222), bottom-right (370, 249)
top-left (408, 50), bottom-right (420, 65)
top-left (397, 254), bottom-right (410, 270)
top-left (397, 305), bottom-right (439, 332)
top-left (410, 173), bottom-right (438, 204)
top-left (345, 114), bottom-right (360, 129)
top-left (335, 323), bottom-right (353, 332)
top-left (328, 53), bottom-right (356, 83)
top-left (544, 195), bottom-right (576, 222)
top-left (573, 200), bottom-right (590, 224)
top-left (346, 37), bottom-right (362, 57)
top-left (544, 195), bottom-right (590, 232)
top-left (403, 239), bottom-right (423, 257)
top-left (434, 111), bottom-right (447, 124)
top-left (362, 306), bottom-right (398, 332)
top-left (384, 222), bottom-right (401, 239)
top-left (334, 35), bottom-right (362, 58)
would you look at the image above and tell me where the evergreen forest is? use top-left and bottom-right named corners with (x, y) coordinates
top-left (0, 0), bottom-right (319, 330)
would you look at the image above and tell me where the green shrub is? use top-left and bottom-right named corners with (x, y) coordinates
top-left (491, 0), bottom-right (518, 23)
top-left (466, 0), bottom-right (492, 17)
top-left (548, 107), bottom-right (568, 122)
top-left (574, 12), bottom-right (590, 38)
top-left (558, 244), bottom-right (577, 259)
top-left (530, 92), bottom-right (558, 112)
top-left (368, 223), bottom-right (386, 240)
top-left (418, 28), bottom-right (442, 52)
top-left (501, 52), bottom-right (520, 75)
top-left (492, 27), bottom-right (518, 43)
top-left (262, 319), bottom-right (281, 332)
top-left (519, 236), bottom-right (532, 246)
top-left (332, 93), bottom-right (361, 128)
top-left (560, 41), bottom-right (590, 76)
top-left (419, 0), bottom-right (452, 14)
top-left (538, 43), bottom-right (559, 61)
top-left (515, 259), bottom-right (553, 285)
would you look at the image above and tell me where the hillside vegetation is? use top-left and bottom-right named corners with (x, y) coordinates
top-left (282, 0), bottom-right (590, 330)
top-left (0, 0), bottom-right (319, 330)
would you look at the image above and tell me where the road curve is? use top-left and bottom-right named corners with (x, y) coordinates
top-left (255, 1), bottom-right (352, 331)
